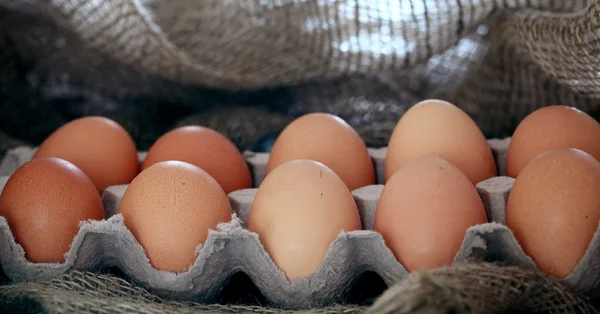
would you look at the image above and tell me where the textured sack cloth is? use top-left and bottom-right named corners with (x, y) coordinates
top-left (0, 263), bottom-right (597, 313)
top-left (0, 269), bottom-right (368, 314)
top-left (1, 0), bottom-right (600, 151)
top-left (368, 263), bottom-right (599, 314)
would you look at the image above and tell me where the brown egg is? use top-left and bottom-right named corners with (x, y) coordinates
top-left (385, 99), bottom-right (497, 185)
top-left (34, 116), bottom-right (140, 193)
top-left (0, 157), bottom-right (104, 263)
top-left (266, 113), bottom-right (375, 191)
top-left (375, 156), bottom-right (488, 272)
top-left (506, 106), bottom-right (600, 178)
top-left (248, 160), bottom-right (362, 279)
top-left (142, 126), bottom-right (252, 194)
top-left (119, 161), bottom-right (232, 273)
top-left (506, 148), bottom-right (600, 278)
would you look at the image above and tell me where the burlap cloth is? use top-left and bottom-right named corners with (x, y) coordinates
top-left (1, 0), bottom-right (600, 312)
top-left (0, 263), bottom-right (597, 313)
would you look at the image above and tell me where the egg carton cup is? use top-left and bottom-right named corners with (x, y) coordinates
top-left (1, 138), bottom-right (599, 309)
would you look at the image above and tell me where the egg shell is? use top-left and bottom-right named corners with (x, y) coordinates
top-left (385, 99), bottom-right (497, 185)
top-left (119, 161), bottom-right (233, 273)
top-left (266, 113), bottom-right (376, 191)
top-left (375, 156), bottom-right (488, 272)
top-left (142, 126), bottom-right (252, 194)
top-left (2, 138), bottom-right (600, 307)
top-left (248, 159), bottom-right (362, 280)
top-left (32, 117), bottom-right (140, 193)
top-left (506, 148), bottom-right (600, 278)
top-left (506, 106), bottom-right (600, 178)
top-left (0, 157), bottom-right (104, 263)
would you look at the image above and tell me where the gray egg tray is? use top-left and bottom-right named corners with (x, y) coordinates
top-left (1, 137), bottom-right (599, 309)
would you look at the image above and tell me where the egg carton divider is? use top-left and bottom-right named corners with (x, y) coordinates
top-left (2, 137), bottom-right (600, 308)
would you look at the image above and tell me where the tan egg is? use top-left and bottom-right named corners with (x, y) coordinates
top-left (0, 157), bottom-right (104, 263)
top-left (375, 156), bottom-right (488, 272)
top-left (385, 99), bottom-right (497, 184)
top-left (119, 161), bottom-right (232, 273)
top-left (506, 148), bottom-right (600, 278)
top-left (142, 126), bottom-right (252, 194)
top-left (34, 116), bottom-right (140, 193)
top-left (506, 106), bottom-right (600, 178)
top-left (266, 113), bottom-right (375, 191)
top-left (248, 160), bottom-right (362, 279)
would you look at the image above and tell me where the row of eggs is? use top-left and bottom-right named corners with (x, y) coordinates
top-left (0, 100), bottom-right (599, 281)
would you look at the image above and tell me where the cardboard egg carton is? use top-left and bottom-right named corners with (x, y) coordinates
top-left (0, 137), bottom-right (599, 309)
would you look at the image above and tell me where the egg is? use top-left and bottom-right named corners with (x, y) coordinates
top-left (248, 159), bottom-right (362, 279)
top-left (385, 99), bottom-right (497, 185)
top-left (375, 156), bottom-right (488, 272)
top-left (266, 113), bottom-right (375, 191)
top-left (506, 106), bottom-right (600, 178)
top-left (0, 157), bottom-right (104, 263)
top-left (506, 148), bottom-right (600, 278)
top-left (119, 161), bottom-right (232, 273)
top-left (142, 126), bottom-right (252, 194)
top-left (34, 116), bottom-right (140, 193)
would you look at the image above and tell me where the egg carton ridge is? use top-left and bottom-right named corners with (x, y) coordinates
top-left (0, 180), bottom-right (523, 308)
top-left (2, 137), bottom-right (600, 308)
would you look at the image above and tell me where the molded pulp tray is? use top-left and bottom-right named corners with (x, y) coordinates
top-left (0, 137), bottom-right (599, 309)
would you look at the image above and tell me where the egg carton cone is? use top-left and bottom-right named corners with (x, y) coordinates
top-left (1, 137), bottom-right (599, 309)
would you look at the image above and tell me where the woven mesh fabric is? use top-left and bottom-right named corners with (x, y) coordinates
top-left (1, 0), bottom-right (600, 151)
top-left (367, 263), bottom-right (600, 314)
top-left (0, 270), bottom-right (367, 313)
top-left (0, 263), bottom-right (597, 313)
top-left (0, 0), bottom-right (590, 88)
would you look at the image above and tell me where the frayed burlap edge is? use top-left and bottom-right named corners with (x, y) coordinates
top-left (367, 263), bottom-right (599, 314)
top-left (1, 263), bottom-right (599, 314)
top-left (0, 271), bottom-right (367, 314)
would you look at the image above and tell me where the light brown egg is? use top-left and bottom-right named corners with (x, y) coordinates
top-left (142, 126), bottom-right (252, 194)
top-left (506, 148), bottom-right (600, 278)
top-left (119, 161), bottom-right (232, 273)
top-left (248, 160), bottom-right (362, 279)
top-left (375, 156), bottom-right (488, 272)
top-left (385, 99), bottom-right (497, 185)
top-left (0, 157), bottom-right (104, 263)
top-left (266, 113), bottom-right (375, 191)
top-left (506, 106), bottom-right (600, 178)
top-left (34, 116), bottom-right (140, 193)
